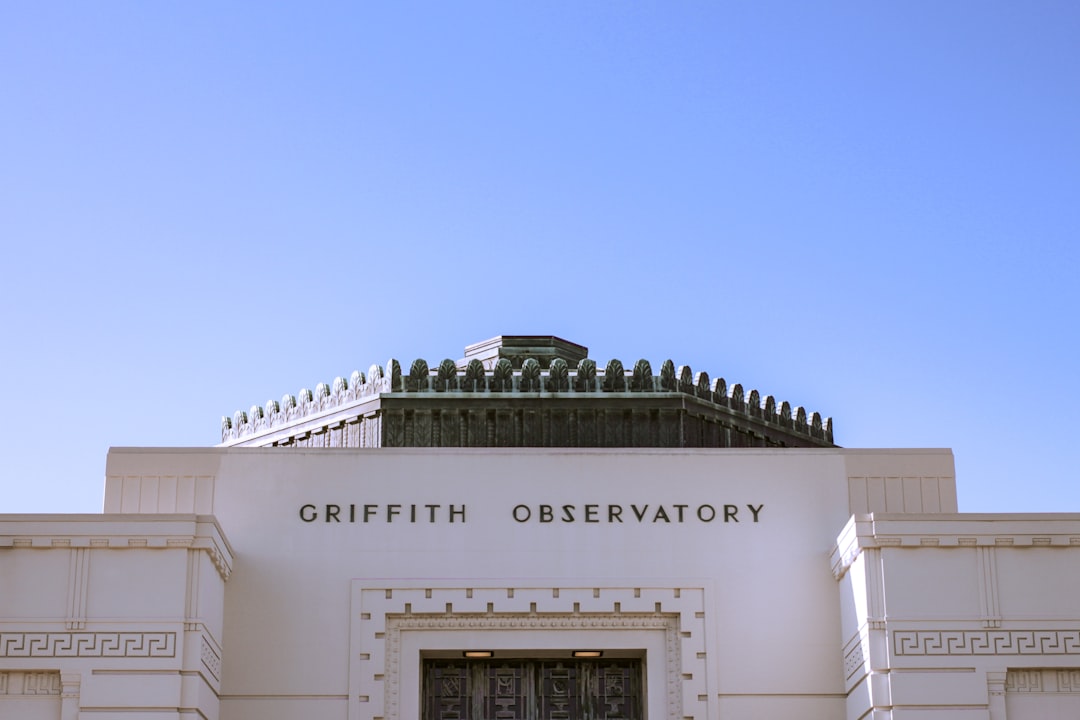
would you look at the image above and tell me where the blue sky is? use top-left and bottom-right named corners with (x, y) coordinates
top-left (2, 3), bottom-right (1078, 514)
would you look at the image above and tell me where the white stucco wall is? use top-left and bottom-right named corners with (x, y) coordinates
top-left (0, 516), bottom-right (231, 720)
top-left (97, 447), bottom-right (955, 720)
top-left (833, 514), bottom-right (1080, 720)
top-left (10, 446), bottom-right (1078, 720)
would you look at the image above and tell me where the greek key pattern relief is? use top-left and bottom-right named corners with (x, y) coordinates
top-left (894, 630), bottom-right (1080, 656)
top-left (0, 632), bottom-right (176, 658)
top-left (0, 671), bottom-right (62, 695)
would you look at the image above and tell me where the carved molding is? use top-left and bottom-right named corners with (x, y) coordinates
top-left (831, 515), bottom-right (1080, 581)
top-left (0, 671), bottom-right (62, 696)
top-left (977, 547), bottom-right (1002, 628)
top-left (385, 614), bottom-right (680, 720)
top-left (1006, 669), bottom-right (1043, 692)
top-left (1060, 670), bottom-right (1080, 691)
top-left (2, 539), bottom-right (232, 583)
top-left (388, 614), bottom-right (677, 631)
top-left (66, 547), bottom-right (90, 630)
top-left (1006, 668), bottom-right (1080, 693)
top-left (60, 672), bottom-right (80, 700)
top-left (894, 630), bottom-right (1080, 656)
top-left (0, 632), bottom-right (176, 658)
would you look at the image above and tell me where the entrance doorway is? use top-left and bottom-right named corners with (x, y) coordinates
top-left (422, 658), bottom-right (643, 720)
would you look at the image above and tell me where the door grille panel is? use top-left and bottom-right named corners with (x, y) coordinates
top-left (423, 659), bottom-right (642, 720)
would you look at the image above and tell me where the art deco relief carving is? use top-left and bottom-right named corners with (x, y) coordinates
top-left (547, 358), bottom-right (569, 392)
top-left (409, 359), bottom-right (430, 392)
top-left (1058, 669), bottom-right (1080, 691)
top-left (0, 632), bottom-right (176, 658)
top-left (201, 636), bottom-right (221, 681)
top-left (492, 358), bottom-right (514, 391)
top-left (519, 358), bottom-right (541, 392)
top-left (843, 635), bottom-right (867, 682)
top-left (631, 359), bottom-right (652, 391)
top-left (463, 359), bottom-right (486, 391)
top-left (1005, 668), bottom-right (1080, 693)
top-left (436, 359), bottom-right (458, 391)
top-left (1005, 669), bottom-right (1043, 692)
top-left (388, 359), bottom-right (402, 391)
top-left (657, 359), bottom-right (675, 391)
top-left (573, 358), bottom-right (597, 392)
top-left (603, 359), bottom-right (625, 392)
top-left (694, 372), bottom-right (709, 398)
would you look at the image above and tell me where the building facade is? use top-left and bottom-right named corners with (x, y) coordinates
top-left (2, 337), bottom-right (1079, 720)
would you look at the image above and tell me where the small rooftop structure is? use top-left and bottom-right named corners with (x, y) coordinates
top-left (461, 335), bottom-right (589, 370)
top-left (220, 335), bottom-right (835, 449)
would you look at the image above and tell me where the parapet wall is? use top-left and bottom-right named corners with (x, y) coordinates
top-left (220, 356), bottom-right (834, 449)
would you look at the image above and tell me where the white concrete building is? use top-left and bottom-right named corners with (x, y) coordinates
top-left (2, 337), bottom-right (1078, 720)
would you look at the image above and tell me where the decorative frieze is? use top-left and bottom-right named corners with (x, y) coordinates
top-left (0, 632), bottom-right (176, 658)
top-left (894, 630), bottom-right (1080, 656)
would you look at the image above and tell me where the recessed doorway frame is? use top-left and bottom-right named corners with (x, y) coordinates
top-left (349, 583), bottom-right (713, 720)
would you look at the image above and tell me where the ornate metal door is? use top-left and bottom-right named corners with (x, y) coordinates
top-left (423, 659), bottom-right (642, 720)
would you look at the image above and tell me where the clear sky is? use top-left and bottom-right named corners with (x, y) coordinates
top-left (2, 2), bottom-right (1077, 515)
